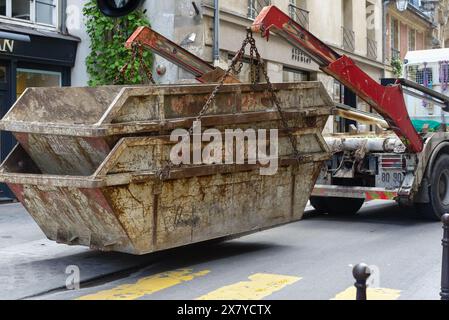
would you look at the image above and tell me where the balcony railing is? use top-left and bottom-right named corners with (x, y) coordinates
top-left (247, 0), bottom-right (271, 19)
top-left (391, 48), bottom-right (401, 60)
top-left (342, 27), bottom-right (355, 52)
top-left (367, 38), bottom-right (377, 60)
top-left (288, 4), bottom-right (309, 30)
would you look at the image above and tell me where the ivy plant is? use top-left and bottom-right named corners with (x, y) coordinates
top-left (391, 57), bottom-right (403, 78)
top-left (83, 0), bottom-right (154, 86)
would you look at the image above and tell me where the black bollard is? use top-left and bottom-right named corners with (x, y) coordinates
top-left (353, 263), bottom-right (371, 300)
top-left (441, 214), bottom-right (449, 300)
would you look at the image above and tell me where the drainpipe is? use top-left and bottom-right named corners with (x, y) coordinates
top-left (61, 0), bottom-right (67, 34)
top-left (213, 0), bottom-right (220, 67)
top-left (382, 0), bottom-right (390, 78)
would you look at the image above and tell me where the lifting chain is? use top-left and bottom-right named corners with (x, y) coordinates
top-left (156, 29), bottom-right (301, 180)
top-left (113, 42), bottom-right (156, 85)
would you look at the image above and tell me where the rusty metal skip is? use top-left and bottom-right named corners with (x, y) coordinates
top-left (0, 80), bottom-right (333, 254)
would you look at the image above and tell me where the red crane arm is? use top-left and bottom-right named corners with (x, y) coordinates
top-left (126, 26), bottom-right (215, 79)
top-left (126, 26), bottom-right (240, 83)
top-left (252, 5), bottom-right (423, 153)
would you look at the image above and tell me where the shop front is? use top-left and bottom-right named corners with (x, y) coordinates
top-left (0, 27), bottom-right (78, 198)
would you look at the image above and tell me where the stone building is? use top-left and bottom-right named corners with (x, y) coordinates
top-left (385, 0), bottom-right (449, 59)
top-left (386, 1), bottom-right (433, 62)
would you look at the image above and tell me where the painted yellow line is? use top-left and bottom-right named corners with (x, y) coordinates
top-left (333, 287), bottom-right (401, 300)
top-left (77, 269), bottom-right (210, 300)
top-left (197, 273), bottom-right (301, 300)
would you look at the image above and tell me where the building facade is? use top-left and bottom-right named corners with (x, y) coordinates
top-left (386, 0), bottom-right (433, 63)
top-left (0, 0), bottom-right (79, 197)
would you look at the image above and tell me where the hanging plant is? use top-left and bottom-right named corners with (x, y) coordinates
top-left (83, 0), bottom-right (154, 86)
top-left (440, 61), bottom-right (449, 92)
top-left (391, 57), bottom-right (403, 78)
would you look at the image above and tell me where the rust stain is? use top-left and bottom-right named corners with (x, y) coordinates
top-left (79, 188), bottom-right (113, 214)
top-left (7, 184), bottom-right (24, 203)
top-left (14, 133), bottom-right (30, 151)
top-left (83, 137), bottom-right (112, 156)
top-left (152, 194), bottom-right (158, 247)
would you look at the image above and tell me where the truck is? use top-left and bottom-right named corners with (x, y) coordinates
top-left (126, 4), bottom-right (449, 221)
top-left (0, 3), bottom-right (446, 255)
top-left (250, 6), bottom-right (449, 221)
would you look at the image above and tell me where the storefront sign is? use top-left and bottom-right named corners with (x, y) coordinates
top-left (0, 39), bottom-right (14, 53)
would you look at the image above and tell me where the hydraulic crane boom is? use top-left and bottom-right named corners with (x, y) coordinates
top-left (252, 5), bottom-right (424, 153)
top-left (126, 26), bottom-right (239, 83)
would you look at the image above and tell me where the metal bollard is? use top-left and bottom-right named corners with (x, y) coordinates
top-left (441, 214), bottom-right (449, 301)
top-left (353, 263), bottom-right (371, 300)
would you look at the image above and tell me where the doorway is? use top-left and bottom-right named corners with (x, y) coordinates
top-left (0, 60), bottom-right (15, 199)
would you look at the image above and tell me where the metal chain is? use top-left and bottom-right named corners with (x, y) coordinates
top-left (247, 33), bottom-right (302, 162)
top-left (157, 29), bottom-right (301, 180)
top-left (113, 42), bottom-right (156, 85)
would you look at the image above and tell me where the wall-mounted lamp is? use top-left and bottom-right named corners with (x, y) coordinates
top-left (97, 0), bottom-right (143, 17)
top-left (395, 0), bottom-right (409, 12)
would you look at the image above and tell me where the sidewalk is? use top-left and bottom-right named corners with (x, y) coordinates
top-left (0, 203), bottom-right (159, 300)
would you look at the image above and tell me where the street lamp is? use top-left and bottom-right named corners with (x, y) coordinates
top-left (395, 0), bottom-right (409, 12)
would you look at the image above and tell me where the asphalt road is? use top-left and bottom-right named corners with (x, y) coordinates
top-left (0, 200), bottom-right (443, 300)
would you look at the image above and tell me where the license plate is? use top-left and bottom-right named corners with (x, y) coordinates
top-left (376, 170), bottom-right (404, 189)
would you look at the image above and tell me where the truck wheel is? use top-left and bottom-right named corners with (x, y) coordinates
top-left (416, 154), bottom-right (449, 221)
top-left (310, 196), bottom-right (328, 213)
top-left (310, 196), bottom-right (364, 215)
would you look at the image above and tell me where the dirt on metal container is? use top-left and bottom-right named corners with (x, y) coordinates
top-left (0, 83), bottom-right (330, 176)
top-left (0, 82), bottom-right (333, 255)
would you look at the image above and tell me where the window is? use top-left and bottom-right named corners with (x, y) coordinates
top-left (12, 0), bottom-right (30, 21)
top-left (283, 67), bottom-right (309, 82)
top-left (409, 0), bottom-right (421, 7)
top-left (16, 69), bottom-right (61, 97)
top-left (408, 28), bottom-right (416, 52)
top-left (289, 0), bottom-right (309, 29)
top-left (390, 17), bottom-right (400, 59)
top-left (292, 48), bottom-right (311, 64)
top-left (333, 80), bottom-right (343, 103)
top-left (409, 67), bottom-right (433, 86)
top-left (390, 18), bottom-right (399, 50)
top-left (248, 0), bottom-right (270, 20)
top-left (36, 0), bottom-right (56, 25)
top-left (0, 0), bottom-right (5, 16)
top-left (0, 0), bottom-right (58, 27)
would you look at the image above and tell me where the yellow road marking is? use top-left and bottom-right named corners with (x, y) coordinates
top-left (333, 287), bottom-right (401, 300)
top-left (77, 269), bottom-right (210, 300)
top-left (197, 273), bottom-right (301, 300)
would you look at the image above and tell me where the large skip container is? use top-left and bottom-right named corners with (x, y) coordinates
top-left (0, 82), bottom-right (333, 255)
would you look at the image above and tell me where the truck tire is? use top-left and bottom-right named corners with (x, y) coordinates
top-left (416, 154), bottom-right (449, 221)
top-left (310, 196), bottom-right (364, 215)
top-left (310, 196), bottom-right (328, 213)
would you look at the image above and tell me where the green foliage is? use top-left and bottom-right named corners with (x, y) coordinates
top-left (391, 57), bottom-right (403, 78)
top-left (83, 0), bottom-right (153, 86)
